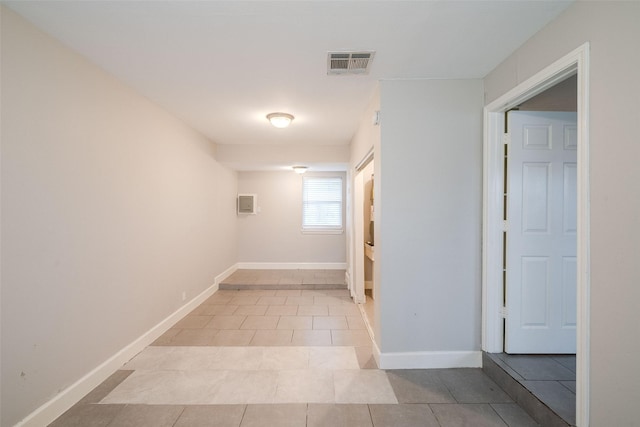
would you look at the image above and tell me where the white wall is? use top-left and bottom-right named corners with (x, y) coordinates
top-left (237, 171), bottom-right (346, 265)
top-left (348, 90), bottom-right (381, 334)
top-left (216, 143), bottom-right (349, 172)
top-left (484, 2), bottom-right (640, 425)
top-left (0, 8), bottom-right (238, 426)
top-left (377, 79), bottom-right (483, 359)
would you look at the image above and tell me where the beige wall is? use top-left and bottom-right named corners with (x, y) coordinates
top-left (377, 79), bottom-right (484, 355)
top-left (237, 171), bottom-right (346, 264)
top-left (484, 2), bottom-right (640, 425)
top-left (0, 8), bottom-right (238, 426)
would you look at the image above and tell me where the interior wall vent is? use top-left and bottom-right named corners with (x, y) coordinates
top-left (237, 194), bottom-right (257, 215)
top-left (327, 51), bottom-right (375, 75)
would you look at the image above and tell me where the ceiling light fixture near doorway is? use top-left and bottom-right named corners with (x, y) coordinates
top-left (267, 112), bottom-right (294, 128)
top-left (292, 166), bottom-right (308, 174)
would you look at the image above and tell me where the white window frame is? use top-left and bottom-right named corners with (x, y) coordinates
top-left (301, 176), bottom-right (344, 234)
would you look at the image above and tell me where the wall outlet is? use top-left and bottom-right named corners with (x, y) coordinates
top-left (182, 291), bottom-right (187, 301)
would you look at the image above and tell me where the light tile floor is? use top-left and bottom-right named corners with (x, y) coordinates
top-left (220, 269), bottom-right (346, 290)
top-left (50, 284), bottom-right (541, 426)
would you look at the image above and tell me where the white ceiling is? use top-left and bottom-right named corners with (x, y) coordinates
top-left (5, 1), bottom-right (572, 151)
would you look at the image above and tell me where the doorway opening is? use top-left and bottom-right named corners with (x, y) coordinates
top-left (482, 43), bottom-right (590, 426)
top-left (352, 149), bottom-right (377, 338)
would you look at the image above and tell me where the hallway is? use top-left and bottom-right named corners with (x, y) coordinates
top-left (49, 286), bottom-right (540, 426)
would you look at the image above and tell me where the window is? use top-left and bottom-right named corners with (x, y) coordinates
top-left (302, 176), bottom-right (343, 233)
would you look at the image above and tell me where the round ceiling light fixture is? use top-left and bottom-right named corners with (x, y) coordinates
top-left (292, 166), bottom-right (308, 174)
top-left (267, 112), bottom-right (294, 128)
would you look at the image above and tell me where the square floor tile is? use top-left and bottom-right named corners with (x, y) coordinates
top-left (329, 304), bottom-right (362, 316)
top-left (315, 296), bottom-right (349, 306)
top-left (260, 347), bottom-right (309, 370)
top-left (240, 404), bottom-right (306, 427)
top-left (297, 305), bottom-right (329, 316)
top-left (291, 330), bottom-right (332, 346)
top-left (277, 316), bottom-right (313, 330)
top-left (206, 315), bottom-right (247, 330)
top-left (213, 371), bottom-right (278, 404)
top-left (354, 346), bottom-right (378, 369)
top-left (49, 404), bottom-right (124, 427)
top-left (173, 315), bottom-right (212, 329)
top-left (229, 296), bottom-right (261, 305)
top-left (285, 296), bottom-right (315, 306)
top-left (209, 347), bottom-right (262, 370)
top-left (431, 403), bottom-right (508, 427)
top-left (386, 369), bottom-right (456, 403)
top-left (151, 329), bottom-right (181, 346)
top-left (331, 330), bottom-right (372, 346)
top-left (174, 405), bottom-right (245, 427)
top-left (101, 370), bottom-right (227, 404)
top-left (250, 330), bottom-right (293, 346)
top-left (233, 305), bottom-right (268, 316)
top-left (106, 405), bottom-right (185, 427)
top-left (241, 315), bottom-right (280, 330)
top-left (274, 369), bottom-right (334, 403)
top-left (521, 380), bottom-right (576, 425)
top-left (266, 305), bottom-right (298, 316)
top-left (313, 315), bottom-right (348, 330)
top-left (257, 296), bottom-right (287, 305)
top-left (275, 290), bottom-right (302, 296)
top-left (79, 371), bottom-right (134, 404)
top-left (198, 304), bottom-right (240, 316)
top-left (170, 329), bottom-right (219, 346)
top-left (333, 370), bottom-right (398, 404)
top-left (490, 403), bottom-right (540, 427)
top-left (437, 369), bottom-right (512, 404)
top-left (307, 404), bottom-right (372, 427)
top-left (347, 315), bottom-right (367, 330)
top-left (369, 404), bottom-right (439, 427)
top-left (308, 347), bottom-right (359, 370)
top-left (501, 355), bottom-right (575, 381)
top-left (211, 330), bottom-right (255, 346)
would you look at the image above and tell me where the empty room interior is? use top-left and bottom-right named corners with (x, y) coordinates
top-left (2, 1), bottom-right (640, 427)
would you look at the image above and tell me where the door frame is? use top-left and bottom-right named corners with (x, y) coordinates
top-left (351, 147), bottom-right (374, 304)
top-left (482, 43), bottom-right (590, 426)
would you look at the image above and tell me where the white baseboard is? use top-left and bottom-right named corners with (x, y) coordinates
top-left (15, 271), bottom-right (228, 427)
top-left (215, 263), bottom-right (239, 284)
top-left (377, 350), bottom-right (482, 369)
top-left (237, 262), bottom-right (347, 270)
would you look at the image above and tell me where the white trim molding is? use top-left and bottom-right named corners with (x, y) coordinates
top-left (14, 268), bottom-right (233, 427)
top-left (482, 42), bottom-right (590, 426)
top-left (236, 262), bottom-right (347, 270)
top-left (377, 351), bottom-right (482, 370)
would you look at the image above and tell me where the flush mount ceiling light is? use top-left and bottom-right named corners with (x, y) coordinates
top-left (267, 112), bottom-right (294, 128)
top-left (292, 166), bottom-right (308, 174)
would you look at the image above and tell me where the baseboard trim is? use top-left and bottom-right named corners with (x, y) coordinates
top-left (215, 263), bottom-right (239, 284)
top-left (15, 271), bottom-right (227, 427)
top-left (237, 262), bottom-right (347, 270)
top-left (377, 350), bottom-right (482, 369)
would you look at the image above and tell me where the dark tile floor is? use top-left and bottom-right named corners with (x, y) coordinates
top-left (49, 270), bottom-right (541, 426)
top-left (484, 353), bottom-right (576, 426)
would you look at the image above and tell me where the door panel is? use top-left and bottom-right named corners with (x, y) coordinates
top-left (505, 111), bottom-right (577, 354)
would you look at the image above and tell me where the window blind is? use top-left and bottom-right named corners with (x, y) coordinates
top-left (302, 177), bottom-right (343, 230)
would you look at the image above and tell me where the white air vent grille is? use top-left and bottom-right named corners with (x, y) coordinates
top-left (328, 51), bottom-right (375, 75)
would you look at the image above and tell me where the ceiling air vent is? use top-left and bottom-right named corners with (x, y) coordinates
top-left (327, 51), bottom-right (375, 75)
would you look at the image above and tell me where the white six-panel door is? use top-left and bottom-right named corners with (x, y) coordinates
top-left (505, 111), bottom-right (577, 354)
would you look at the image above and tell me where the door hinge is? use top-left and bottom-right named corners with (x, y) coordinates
top-left (502, 220), bottom-right (508, 232)
top-left (500, 306), bottom-right (508, 318)
top-left (502, 133), bottom-right (510, 145)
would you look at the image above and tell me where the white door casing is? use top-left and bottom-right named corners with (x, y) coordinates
top-left (353, 169), bottom-right (366, 304)
top-left (505, 111), bottom-right (577, 354)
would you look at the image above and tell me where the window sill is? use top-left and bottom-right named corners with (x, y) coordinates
top-left (301, 229), bottom-right (344, 235)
